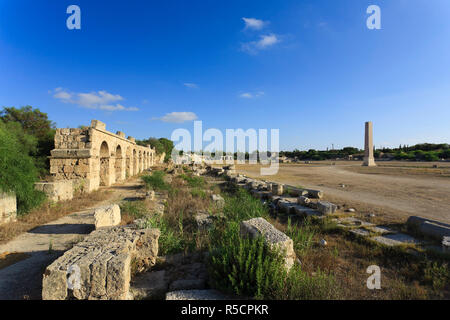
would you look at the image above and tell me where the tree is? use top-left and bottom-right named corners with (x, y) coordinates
top-left (0, 106), bottom-right (55, 177)
top-left (0, 120), bottom-right (45, 213)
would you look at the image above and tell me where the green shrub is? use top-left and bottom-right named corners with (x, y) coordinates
top-left (191, 188), bottom-right (207, 199)
top-left (141, 171), bottom-right (171, 191)
top-left (223, 189), bottom-right (269, 223)
top-left (208, 222), bottom-right (288, 299)
top-left (423, 262), bottom-right (449, 291)
top-left (119, 200), bottom-right (148, 219)
top-left (0, 121), bottom-right (46, 214)
top-left (142, 213), bottom-right (188, 255)
top-left (286, 218), bottom-right (316, 257)
top-left (208, 221), bottom-right (338, 300)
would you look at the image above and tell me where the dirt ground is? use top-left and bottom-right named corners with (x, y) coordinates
top-left (235, 161), bottom-right (450, 224)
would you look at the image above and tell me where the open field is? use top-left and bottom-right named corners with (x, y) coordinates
top-left (235, 161), bottom-right (450, 224)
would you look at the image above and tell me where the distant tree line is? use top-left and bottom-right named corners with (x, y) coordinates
top-left (136, 137), bottom-right (174, 162)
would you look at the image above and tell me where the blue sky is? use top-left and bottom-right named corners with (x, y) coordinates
top-left (1, 0), bottom-right (449, 151)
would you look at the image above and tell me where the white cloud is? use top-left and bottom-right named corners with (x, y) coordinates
top-left (241, 34), bottom-right (280, 54)
top-left (154, 112), bottom-right (198, 123)
top-left (183, 83), bottom-right (198, 89)
top-left (51, 88), bottom-right (138, 112)
top-left (242, 17), bottom-right (267, 30)
top-left (239, 91), bottom-right (265, 99)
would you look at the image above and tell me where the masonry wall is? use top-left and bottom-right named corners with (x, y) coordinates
top-left (48, 120), bottom-right (157, 194)
top-left (0, 192), bottom-right (17, 225)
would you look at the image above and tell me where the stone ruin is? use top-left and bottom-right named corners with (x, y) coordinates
top-left (0, 192), bottom-right (17, 226)
top-left (39, 120), bottom-right (158, 199)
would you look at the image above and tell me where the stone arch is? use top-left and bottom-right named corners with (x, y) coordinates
top-left (115, 144), bottom-right (124, 182)
top-left (99, 141), bottom-right (110, 186)
top-left (126, 147), bottom-right (132, 178)
top-left (133, 149), bottom-right (137, 175)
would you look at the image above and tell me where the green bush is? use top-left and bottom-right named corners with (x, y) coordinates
top-left (141, 171), bottom-right (171, 191)
top-left (208, 221), bottom-right (338, 300)
top-left (208, 222), bottom-right (288, 299)
top-left (180, 173), bottom-right (205, 188)
top-left (142, 213), bottom-right (189, 255)
top-left (223, 188), bottom-right (269, 223)
top-left (0, 121), bottom-right (46, 213)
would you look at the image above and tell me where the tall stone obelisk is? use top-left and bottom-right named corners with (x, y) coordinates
top-left (363, 121), bottom-right (376, 167)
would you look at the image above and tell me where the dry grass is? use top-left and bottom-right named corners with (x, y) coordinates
top-left (0, 189), bottom-right (111, 244)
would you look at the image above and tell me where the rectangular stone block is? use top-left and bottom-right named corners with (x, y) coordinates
top-left (240, 217), bottom-right (296, 271)
top-left (317, 201), bottom-right (338, 215)
top-left (0, 192), bottom-right (17, 225)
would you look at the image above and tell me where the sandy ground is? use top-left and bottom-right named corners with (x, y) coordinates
top-left (0, 178), bottom-right (144, 300)
top-left (235, 161), bottom-right (450, 224)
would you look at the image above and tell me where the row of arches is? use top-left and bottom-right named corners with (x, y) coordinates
top-left (99, 141), bottom-right (154, 186)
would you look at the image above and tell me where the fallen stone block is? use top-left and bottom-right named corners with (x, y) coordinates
top-left (211, 194), bottom-right (225, 210)
top-left (371, 233), bottom-right (423, 247)
top-left (277, 198), bottom-right (298, 214)
top-left (240, 217), bottom-right (296, 270)
top-left (42, 226), bottom-right (160, 300)
top-left (271, 183), bottom-right (284, 196)
top-left (306, 189), bottom-right (323, 199)
top-left (94, 204), bottom-right (121, 229)
top-left (297, 196), bottom-right (310, 205)
top-left (350, 229), bottom-right (371, 237)
top-left (407, 216), bottom-right (450, 239)
top-left (317, 201), bottom-right (338, 215)
top-left (292, 205), bottom-right (321, 217)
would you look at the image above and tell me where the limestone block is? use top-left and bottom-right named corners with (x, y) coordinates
top-left (407, 216), bottom-right (450, 239)
top-left (91, 120), bottom-right (106, 130)
top-left (272, 183), bottom-right (284, 196)
top-left (297, 196), bottom-right (310, 205)
top-left (0, 192), bottom-right (17, 225)
top-left (240, 217), bottom-right (296, 270)
top-left (211, 194), bottom-right (225, 210)
top-left (317, 201), bottom-right (338, 215)
top-left (42, 226), bottom-right (160, 300)
top-left (94, 204), bottom-right (121, 229)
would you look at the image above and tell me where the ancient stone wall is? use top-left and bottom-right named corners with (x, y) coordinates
top-left (48, 120), bottom-right (157, 193)
top-left (0, 192), bottom-right (17, 225)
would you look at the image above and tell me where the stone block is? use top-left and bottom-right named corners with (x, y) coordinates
top-left (211, 194), bottom-right (225, 210)
top-left (0, 192), bottom-right (17, 225)
top-left (272, 183), bottom-right (284, 196)
top-left (317, 201), bottom-right (338, 215)
top-left (240, 217), bottom-right (296, 270)
top-left (94, 204), bottom-right (121, 229)
top-left (91, 120), bottom-right (106, 130)
top-left (42, 226), bottom-right (160, 300)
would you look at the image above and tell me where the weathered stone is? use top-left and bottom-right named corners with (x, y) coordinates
top-left (166, 289), bottom-right (229, 300)
top-left (317, 201), bottom-right (338, 215)
top-left (371, 233), bottom-right (422, 247)
top-left (407, 216), bottom-right (450, 239)
top-left (94, 204), bottom-right (121, 229)
top-left (240, 217), bottom-right (296, 270)
top-left (34, 180), bottom-right (73, 202)
top-left (350, 229), bottom-right (371, 237)
top-left (195, 212), bottom-right (215, 230)
top-left (272, 183), bottom-right (284, 196)
top-left (129, 270), bottom-right (168, 300)
top-left (306, 189), bottom-right (324, 199)
top-left (297, 196), bottom-right (310, 205)
top-left (211, 194), bottom-right (225, 210)
top-left (0, 192), bottom-right (17, 225)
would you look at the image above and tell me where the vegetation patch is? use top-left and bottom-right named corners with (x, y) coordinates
top-left (141, 171), bottom-right (171, 191)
